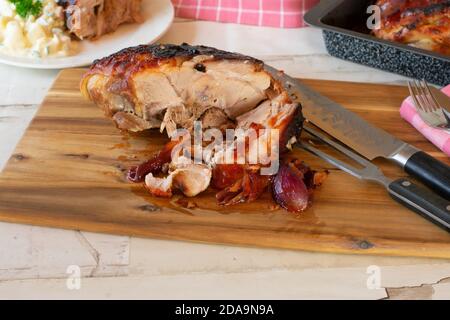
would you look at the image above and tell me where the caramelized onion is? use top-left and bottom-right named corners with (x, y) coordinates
top-left (216, 167), bottom-right (271, 206)
top-left (127, 140), bottom-right (177, 182)
top-left (127, 157), bottom-right (167, 183)
top-left (212, 164), bottom-right (245, 190)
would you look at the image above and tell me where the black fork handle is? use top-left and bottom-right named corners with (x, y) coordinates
top-left (404, 151), bottom-right (450, 200)
top-left (389, 178), bottom-right (450, 232)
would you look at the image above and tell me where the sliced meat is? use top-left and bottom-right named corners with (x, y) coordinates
top-left (373, 0), bottom-right (450, 55)
top-left (200, 108), bottom-right (234, 130)
top-left (58, 0), bottom-right (142, 40)
top-left (145, 163), bottom-right (212, 198)
top-left (81, 44), bottom-right (277, 136)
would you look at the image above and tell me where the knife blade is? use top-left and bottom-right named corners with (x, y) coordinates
top-left (264, 64), bottom-right (450, 199)
top-left (429, 86), bottom-right (450, 115)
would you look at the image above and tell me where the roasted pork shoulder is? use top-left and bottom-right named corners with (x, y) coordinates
top-left (81, 44), bottom-right (326, 212)
top-left (81, 43), bottom-right (282, 136)
top-left (58, 0), bottom-right (142, 39)
top-left (373, 0), bottom-right (450, 55)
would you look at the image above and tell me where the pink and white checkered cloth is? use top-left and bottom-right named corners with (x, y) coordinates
top-left (171, 0), bottom-right (319, 28)
top-left (400, 85), bottom-right (450, 157)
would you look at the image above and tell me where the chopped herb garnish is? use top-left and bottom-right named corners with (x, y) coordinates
top-left (8, 0), bottom-right (43, 18)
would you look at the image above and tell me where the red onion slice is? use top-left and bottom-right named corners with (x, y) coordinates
top-left (272, 163), bottom-right (310, 212)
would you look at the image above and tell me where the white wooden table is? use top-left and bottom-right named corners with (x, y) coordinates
top-left (1, 20), bottom-right (450, 300)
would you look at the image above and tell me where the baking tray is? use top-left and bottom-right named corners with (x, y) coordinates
top-left (304, 0), bottom-right (450, 86)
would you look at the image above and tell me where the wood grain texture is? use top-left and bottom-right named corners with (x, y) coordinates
top-left (0, 68), bottom-right (449, 259)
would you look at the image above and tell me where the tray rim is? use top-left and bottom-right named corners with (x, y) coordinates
top-left (304, 0), bottom-right (450, 64)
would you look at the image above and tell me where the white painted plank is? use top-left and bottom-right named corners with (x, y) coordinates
top-left (0, 223), bottom-right (96, 280)
top-left (432, 281), bottom-right (450, 299)
top-left (129, 238), bottom-right (450, 277)
top-left (0, 268), bottom-right (387, 300)
top-left (0, 223), bottom-right (129, 281)
top-left (0, 65), bottom-right (58, 105)
top-left (79, 232), bottom-right (129, 277)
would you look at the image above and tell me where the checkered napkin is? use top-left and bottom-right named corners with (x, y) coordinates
top-left (171, 0), bottom-right (319, 28)
top-left (400, 85), bottom-right (450, 157)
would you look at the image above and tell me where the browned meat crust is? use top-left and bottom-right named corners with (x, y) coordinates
top-left (373, 0), bottom-right (450, 55)
top-left (84, 43), bottom-right (264, 80)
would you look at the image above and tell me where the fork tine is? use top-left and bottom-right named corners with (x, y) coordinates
top-left (303, 125), bottom-right (373, 168)
top-left (410, 80), bottom-right (422, 111)
top-left (415, 79), bottom-right (431, 112)
top-left (408, 81), bottom-right (424, 112)
top-left (408, 80), bottom-right (450, 130)
top-left (301, 142), bottom-right (366, 180)
top-left (419, 79), bottom-right (436, 112)
top-left (422, 80), bottom-right (440, 112)
top-left (409, 81), bottom-right (427, 112)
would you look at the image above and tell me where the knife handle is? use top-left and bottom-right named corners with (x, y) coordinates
top-left (388, 178), bottom-right (450, 232)
top-left (404, 151), bottom-right (450, 200)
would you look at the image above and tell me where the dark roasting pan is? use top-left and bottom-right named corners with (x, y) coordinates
top-left (304, 0), bottom-right (450, 86)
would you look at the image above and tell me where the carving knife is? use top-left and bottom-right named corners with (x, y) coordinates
top-left (264, 65), bottom-right (450, 199)
top-left (428, 86), bottom-right (450, 116)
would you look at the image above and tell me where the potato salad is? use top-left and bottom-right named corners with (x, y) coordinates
top-left (0, 0), bottom-right (76, 58)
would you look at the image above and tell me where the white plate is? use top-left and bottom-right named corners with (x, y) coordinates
top-left (0, 0), bottom-right (174, 69)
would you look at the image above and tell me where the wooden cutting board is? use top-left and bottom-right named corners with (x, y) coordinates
top-left (0, 68), bottom-right (449, 259)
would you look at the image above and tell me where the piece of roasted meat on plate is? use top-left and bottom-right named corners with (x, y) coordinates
top-left (81, 44), bottom-right (327, 212)
top-left (58, 0), bottom-right (143, 39)
top-left (373, 0), bottom-right (450, 55)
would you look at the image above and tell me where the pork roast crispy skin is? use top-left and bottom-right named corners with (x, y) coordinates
top-left (81, 43), bottom-right (287, 137)
top-left (81, 44), bottom-right (325, 211)
top-left (373, 0), bottom-right (450, 55)
top-left (58, 0), bottom-right (142, 39)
